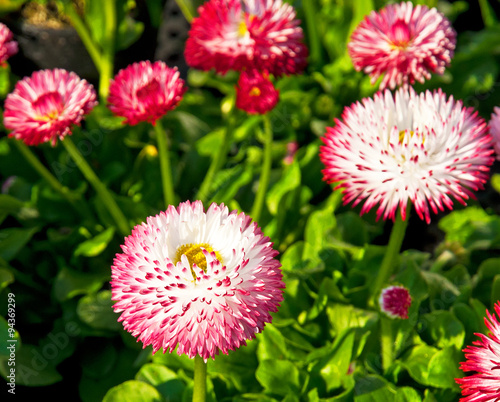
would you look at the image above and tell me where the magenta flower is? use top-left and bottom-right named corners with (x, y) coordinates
top-left (320, 88), bottom-right (494, 223)
top-left (3, 69), bottom-right (97, 146)
top-left (235, 69), bottom-right (279, 114)
top-left (0, 23), bottom-right (18, 65)
top-left (348, 2), bottom-right (456, 90)
top-left (107, 61), bottom-right (186, 126)
top-left (111, 201), bottom-right (284, 360)
top-left (489, 107), bottom-right (500, 161)
top-left (185, 0), bottom-right (307, 77)
top-left (379, 285), bottom-right (411, 319)
top-left (456, 302), bottom-right (500, 401)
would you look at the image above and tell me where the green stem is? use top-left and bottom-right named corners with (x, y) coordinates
top-left (302, 0), bottom-right (323, 67)
top-left (250, 114), bottom-right (273, 223)
top-left (174, 0), bottom-right (195, 22)
top-left (195, 118), bottom-right (234, 204)
top-left (370, 205), bottom-right (410, 306)
top-left (380, 315), bottom-right (394, 373)
top-left (62, 137), bottom-right (130, 236)
top-left (192, 355), bottom-right (207, 402)
top-left (63, 3), bottom-right (103, 72)
top-left (100, 0), bottom-right (116, 100)
top-left (153, 120), bottom-right (176, 207)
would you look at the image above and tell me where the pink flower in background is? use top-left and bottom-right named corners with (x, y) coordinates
top-left (235, 69), bottom-right (279, 114)
top-left (348, 2), bottom-right (456, 90)
top-left (320, 88), bottom-right (494, 223)
top-left (0, 22), bottom-right (18, 64)
top-left (489, 107), bottom-right (500, 161)
top-left (456, 302), bottom-right (500, 402)
top-left (185, 0), bottom-right (307, 76)
top-left (108, 61), bottom-right (186, 126)
top-left (3, 69), bottom-right (97, 146)
top-left (111, 201), bottom-right (284, 360)
top-left (379, 285), bottom-right (412, 319)
top-left (284, 141), bottom-right (299, 165)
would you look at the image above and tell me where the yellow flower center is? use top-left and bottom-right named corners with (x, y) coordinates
top-left (399, 130), bottom-right (415, 144)
top-left (238, 20), bottom-right (248, 36)
top-left (174, 243), bottom-right (223, 276)
top-left (249, 86), bottom-right (261, 97)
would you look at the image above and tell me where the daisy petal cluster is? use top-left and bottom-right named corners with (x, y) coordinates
top-left (107, 60), bottom-right (186, 126)
top-left (348, 2), bottom-right (456, 90)
top-left (319, 87), bottom-right (494, 223)
top-left (185, 0), bottom-right (307, 77)
top-left (379, 285), bottom-right (412, 319)
top-left (489, 107), bottom-right (500, 161)
top-left (0, 22), bottom-right (18, 64)
top-left (3, 69), bottom-right (97, 146)
top-left (456, 302), bottom-right (500, 402)
top-left (111, 201), bottom-right (284, 360)
top-left (235, 69), bottom-right (279, 114)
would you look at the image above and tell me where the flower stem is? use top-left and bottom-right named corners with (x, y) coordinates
top-left (302, 0), bottom-right (323, 66)
top-left (192, 355), bottom-right (207, 402)
top-left (100, 0), bottom-right (116, 100)
top-left (250, 114), bottom-right (273, 223)
top-left (380, 315), bottom-right (394, 372)
top-left (174, 0), bottom-right (195, 22)
top-left (370, 205), bottom-right (410, 307)
top-left (195, 117), bottom-right (234, 204)
top-left (63, 2), bottom-right (103, 72)
top-left (62, 137), bottom-right (130, 236)
top-left (153, 119), bottom-right (176, 207)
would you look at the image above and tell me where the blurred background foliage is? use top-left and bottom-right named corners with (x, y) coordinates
top-left (0, 0), bottom-right (500, 401)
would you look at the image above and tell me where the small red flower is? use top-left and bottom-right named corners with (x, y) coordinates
top-left (185, 0), bottom-right (307, 77)
top-left (107, 61), bottom-right (186, 126)
top-left (3, 69), bottom-right (97, 146)
top-left (348, 2), bottom-right (456, 90)
top-left (0, 23), bottom-right (18, 65)
top-left (379, 285), bottom-right (412, 319)
top-left (456, 302), bottom-right (500, 401)
top-left (235, 69), bottom-right (279, 115)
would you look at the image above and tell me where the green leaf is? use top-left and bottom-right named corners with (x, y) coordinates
top-left (257, 323), bottom-right (288, 361)
top-left (0, 227), bottom-right (38, 262)
top-left (492, 275), bottom-right (500, 309)
top-left (266, 162), bottom-right (301, 215)
top-left (419, 311), bottom-right (465, 349)
top-left (395, 387), bottom-right (422, 402)
top-left (427, 347), bottom-right (462, 390)
top-left (103, 380), bottom-right (163, 402)
top-left (77, 290), bottom-right (122, 331)
top-left (116, 16), bottom-right (144, 51)
top-left (195, 129), bottom-right (224, 156)
top-left (209, 165), bottom-right (253, 205)
top-left (136, 363), bottom-right (185, 401)
top-left (0, 268), bottom-right (14, 291)
top-left (255, 359), bottom-right (300, 396)
top-left (0, 194), bottom-right (25, 215)
top-left (353, 375), bottom-right (396, 401)
top-left (402, 345), bottom-right (439, 386)
top-left (53, 267), bottom-right (108, 302)
top-left (0, 316), bottom-right (21, 358)
top-left (74, 227), bottom-right (115, 257)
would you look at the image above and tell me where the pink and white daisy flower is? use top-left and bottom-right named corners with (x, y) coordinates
top-left (3, 69), bottom-right (97, 146)
top-left (111, 201), bottom-right (284, 361)
top-left (320, 88), bottom-right (494, 224)
top-left (185, 0), bottom-right (307, 76)
top-left (235, 69), bottom-right (279, 114)
top-left (107, 60), bottom-right (186, 126)
top-left (0, 22), bottom-right (18, 65)
top-left (348, 2), bottom-right (456, 90)
top-left (489, 107), bottom-right (500, 161)
top-left (456, 302), bottom-right (500, 402)
top-left (379, 285), bottom-right (412, 319)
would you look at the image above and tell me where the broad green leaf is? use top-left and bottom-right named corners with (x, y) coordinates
top-left (255, 359), bottom-right (300, 396)
top-left (326, 304), bottom-right (377, 337)
top-left (77, 291), bottom-right (121, 331)
top-left (402, 345), bottom-right (439, 386)
top-left (103, 380), bottom-right (162, 402)
top-left (427, 347), bottom-right (462, 390)
top-left (53, 267), bottom-right (108, 302)
top-left (419, 311), bottom-right (465, 349)
top-left (353, 375), bottom-right (396, 401)
top-left (0, 268), bottom-right (14, 291)
top-left (0, 227), bottom-right (38, 262)
top-left (116, 16), bottom-right (144, 51)
top-left (74, 227), bottom-right (115, 257)
top-left (195, 129), bottom-right (224, 157)
top-left (136, 363), bottom-right (185, 401)
top-left (266, 162), bottom-right (301, 215)
top-left (257, 323), bottom-right (288, 361)
top-left (0, 315), bottom-right (21, 358)
top-left (395, 387), bottom-right (422, 402)
top-left (0, 194), bottom-right (24, 215)
top-left (209, 165), bottom-right (253, 205)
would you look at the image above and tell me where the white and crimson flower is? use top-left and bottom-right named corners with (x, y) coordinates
top-left (348, 2), bottom-right (456, 90)
top-left (320, 88), bottom-right (494, 224)
top-left (185, 0), bottom-right (307, 76)
top-left (489, 107), bottom-right (500, 161)
top-left (379, 285), bottom-right (412, 319)
top-left (0, 22), bottom-right (18, 65)
top-left (456, 302), bottom-right (500, 402)
top-left (235, 69), bottom-right (279, 114)
top-left (111, 201), bottom-right (284, 360)
top-left (3, 69), bottom-right (97, 146)
top-left (107, 60), bottom-right (186, 126)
